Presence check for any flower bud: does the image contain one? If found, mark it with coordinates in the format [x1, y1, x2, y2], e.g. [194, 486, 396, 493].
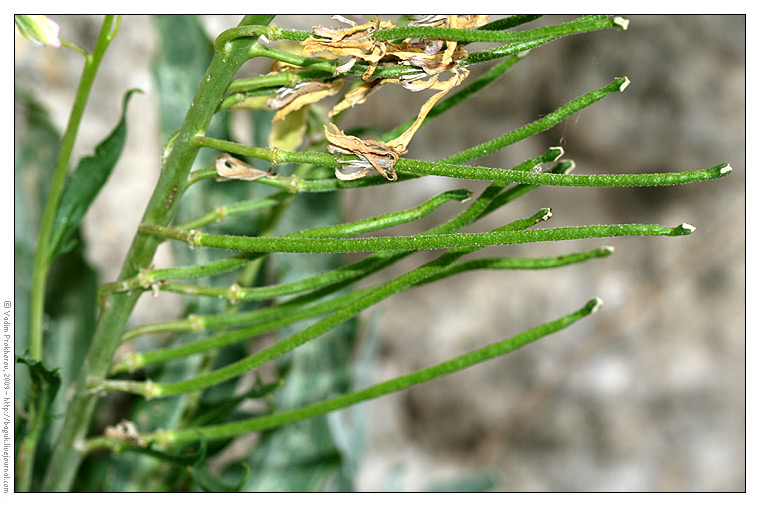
[15, 15, 61, 48]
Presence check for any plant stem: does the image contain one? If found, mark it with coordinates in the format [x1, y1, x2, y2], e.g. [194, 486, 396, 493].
[112, 245, 612, 374]
[110, 151, 563, 299]
[171, 159, 573, 304]
[396, 160, 732, 186]
[97, 253, 262, 300]
[193, 136, 730, 190]
[111, 288, 373, 373]
[421, 245, 614, 285]
[88, 298, 601, 450]
[42, 17, 266, 492]
[472, 15, 545, 33]
[98, 209, 551, 398]
[444, 76, 629, 164]
[139, 221, 695, 255]
[20, 16, 119, 493]
[174, 192, 290, 231]
[28, 15, 119, 362]
[374, 17, 627, 43]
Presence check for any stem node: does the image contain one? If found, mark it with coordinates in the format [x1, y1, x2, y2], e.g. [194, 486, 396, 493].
[213, 204, 227, 221]
[137, 268, 151, 288]
[188, 314, 204, 333]
[226, 283, 244, 304]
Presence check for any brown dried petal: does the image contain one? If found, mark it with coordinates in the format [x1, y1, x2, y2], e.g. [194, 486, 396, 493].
[215, 154, 269, 181]
[398, 73, 439, 91]
[267, 81, 321, 109]
[388, 67, 470, 152]
[324, 123, 403, 181]
[329, 80, 383, 117]
[269, 80, 343, 122]
[302, 38, 373, 55]
[302, 17, 397, 80]
[335, 56, 358, 73]
[440, 40, 458, 67]
[407, 15, 448, 28]
[390, 44, 468, 75]
[448, 15, 489, 29]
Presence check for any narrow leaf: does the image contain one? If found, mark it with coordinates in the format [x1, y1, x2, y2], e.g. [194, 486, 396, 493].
[47, 88, 141, 260]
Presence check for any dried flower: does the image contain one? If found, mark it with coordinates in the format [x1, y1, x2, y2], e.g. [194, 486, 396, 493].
[215, 154, 269, 181]
[324, 123, 404, 181]
[301, 16, 397, 80]
[303, 15, 484, 180]
[328, 80, 383, 117]
[267, 79, 344, 122]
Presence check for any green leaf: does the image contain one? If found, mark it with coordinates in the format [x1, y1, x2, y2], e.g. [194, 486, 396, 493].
[47, 88, 141, 260]
[152, 15, 214, 136]
[43, 237, 99, 419]
[14, 90, 62, 399]
[15, 356, 62, 489]
[15, 357, 61, 425]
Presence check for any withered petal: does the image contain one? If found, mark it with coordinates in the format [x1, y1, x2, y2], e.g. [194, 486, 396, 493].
[270, 80, 343, 122]
[215, 154, 269, 181]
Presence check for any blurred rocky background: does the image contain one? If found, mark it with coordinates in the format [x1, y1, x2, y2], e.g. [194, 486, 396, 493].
[15, 15, 745, 491]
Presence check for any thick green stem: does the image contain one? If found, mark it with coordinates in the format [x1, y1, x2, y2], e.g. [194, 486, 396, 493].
[42, 17, 266, 492]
